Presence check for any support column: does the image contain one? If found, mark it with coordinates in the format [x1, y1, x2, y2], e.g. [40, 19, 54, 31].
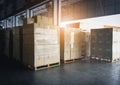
[53, 0, 61, 26]
[26, 9, 30, 18]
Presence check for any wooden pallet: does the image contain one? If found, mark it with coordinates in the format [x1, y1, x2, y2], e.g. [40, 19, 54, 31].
[27, 62, 60, 71]
[91, 57, 111, 62]
[62, 58, 83, 64]
[112, 58, 120, 62]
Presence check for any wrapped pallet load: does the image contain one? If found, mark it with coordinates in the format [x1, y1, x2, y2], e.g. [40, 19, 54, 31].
[60, 28, 83, 63]
[85, 32, 91, 59]
[91, 28, 120, 62]
[22, 16, 60, 70]
[12, 26, 23, 62]
[80, 32, 86, 57]
[77, 31, 91, 60]
[0, 29, 6, 56]
[4, 29, 13, 58]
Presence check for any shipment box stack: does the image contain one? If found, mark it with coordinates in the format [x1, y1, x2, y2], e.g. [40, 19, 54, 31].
[80, 30, 91, 60]
[85, 32, 91, 59]
[0, 29, 5, 56]
[22, 15, 60, 70]
[4, 29, 10, 58]
[2, 13, 120, 72]
[4, 29, 13, 59]
[12, 26, 23, 63]
[80, 32, 87, 57]
[60, 28, 83, 63]
[91, 28, 120, 62]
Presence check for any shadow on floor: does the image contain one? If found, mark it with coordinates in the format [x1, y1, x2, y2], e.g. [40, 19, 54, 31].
[0, 56, 120, 85]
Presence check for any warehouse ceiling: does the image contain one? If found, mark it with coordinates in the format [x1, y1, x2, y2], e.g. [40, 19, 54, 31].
[0, 0, 46, 19]
[0, 0, 120, 21]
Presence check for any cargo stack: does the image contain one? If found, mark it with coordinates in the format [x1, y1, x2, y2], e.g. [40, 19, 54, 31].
[60, 28, 83, 63]
[80, 32, 86, 57]
[22, 15, 60, 70]
[4, 29, 13, 59]
[4, 29, 9, 58]
[85, 32, 91, 58]
[79, 31, 91, 60]
[0, 29, 5, 56]
[91, 28, 120, 62]
[12, 26, 23, 62]
[70, 28, 81, 59]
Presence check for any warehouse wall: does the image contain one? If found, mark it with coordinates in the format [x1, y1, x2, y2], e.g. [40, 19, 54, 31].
[0, 0, 120, 21]
[61, 0, 120, 21]
[80, 14, 120, 31]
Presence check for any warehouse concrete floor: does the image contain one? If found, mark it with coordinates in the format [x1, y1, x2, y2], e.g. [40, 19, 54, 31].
[0, 57, 120, 85]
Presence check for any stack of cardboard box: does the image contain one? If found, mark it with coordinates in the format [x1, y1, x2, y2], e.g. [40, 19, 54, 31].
[80, 32, 86, 57]
[91, 28, 120, 62]
[4, 29, 11, 58]
[60, 28, 83, 62]
[12, 26, 23, 62]
[0, 29, 5, 56]
[22, 16, 60, 70]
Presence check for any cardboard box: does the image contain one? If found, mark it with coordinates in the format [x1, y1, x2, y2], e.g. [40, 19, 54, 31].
[33, 15, 53, 25]
[23, 18, 34, 25]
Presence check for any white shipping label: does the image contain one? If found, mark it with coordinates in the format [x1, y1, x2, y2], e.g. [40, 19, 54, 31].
[71, 32, 74, 48]
[71, 32, 74, 43]
[71, 44, 74, 48]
